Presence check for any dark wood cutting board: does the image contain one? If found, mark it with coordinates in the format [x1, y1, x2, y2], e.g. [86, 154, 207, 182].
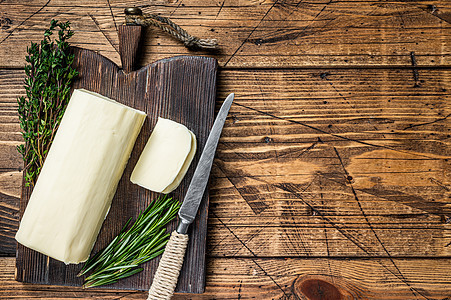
[15, 25, 217, 294]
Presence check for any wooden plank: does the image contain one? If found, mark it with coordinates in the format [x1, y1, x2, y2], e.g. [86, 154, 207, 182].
[1, 68, 450, 260]
[13, 46, 217, 293]
[203, 257, 451, 299]
[1, 257, 451, 299]
[0, 0, 450, 68]
[0, 69, 22, 256]
[209, 68, 451, 257]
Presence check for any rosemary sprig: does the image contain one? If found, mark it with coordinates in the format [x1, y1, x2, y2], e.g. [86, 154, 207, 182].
[78, 196, 180, 288]
[17, 20, 78, 186]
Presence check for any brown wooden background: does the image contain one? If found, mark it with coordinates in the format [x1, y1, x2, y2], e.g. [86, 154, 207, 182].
[1, 0, 450, 299]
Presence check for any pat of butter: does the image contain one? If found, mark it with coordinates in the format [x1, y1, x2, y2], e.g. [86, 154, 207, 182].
[15, 89, 146, 264]
[130, 117, 197, 194]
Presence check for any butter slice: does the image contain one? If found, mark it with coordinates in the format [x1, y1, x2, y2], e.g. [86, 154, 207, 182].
[130, 118, 197, 193]
[15, 89, 146, 264]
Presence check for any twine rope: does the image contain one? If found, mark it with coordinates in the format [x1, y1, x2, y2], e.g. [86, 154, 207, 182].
[125, 13, 218, 50]
[147, 231, 189, 300]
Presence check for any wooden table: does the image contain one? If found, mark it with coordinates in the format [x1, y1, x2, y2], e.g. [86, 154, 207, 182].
[1, 0, 450, 299]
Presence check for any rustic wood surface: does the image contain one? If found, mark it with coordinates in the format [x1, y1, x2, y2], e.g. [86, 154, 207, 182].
[2, 257, 451, 299]
[0, 0, 451, 68]
[1, 0, 450, 298]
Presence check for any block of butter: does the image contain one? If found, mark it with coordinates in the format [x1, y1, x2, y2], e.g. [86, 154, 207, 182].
[130, 117, 197, 194]
[15, 89, 146, 264]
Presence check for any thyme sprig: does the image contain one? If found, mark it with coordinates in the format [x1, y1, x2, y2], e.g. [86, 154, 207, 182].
[17, 20, 78, 186]
[78, 196, 180, 288]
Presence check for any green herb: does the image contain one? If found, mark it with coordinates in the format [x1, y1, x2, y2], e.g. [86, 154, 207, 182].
[78, 196, 180, 288]
[17, 20, 78, 186]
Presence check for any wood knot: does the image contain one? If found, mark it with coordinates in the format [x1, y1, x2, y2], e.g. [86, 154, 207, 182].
[0, 16, 12, 30]
[293, 275, 357, 300]
[299, 279, 342, 300]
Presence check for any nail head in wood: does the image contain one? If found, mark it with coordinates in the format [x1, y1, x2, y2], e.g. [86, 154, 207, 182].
[124, 7, 142, 16]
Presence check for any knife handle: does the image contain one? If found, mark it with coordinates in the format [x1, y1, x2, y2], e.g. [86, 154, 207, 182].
[147, 231, 189, 300]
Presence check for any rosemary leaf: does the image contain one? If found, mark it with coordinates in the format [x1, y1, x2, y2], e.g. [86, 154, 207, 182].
[83, 267, 144, 288]
[78, 195, 180, 288]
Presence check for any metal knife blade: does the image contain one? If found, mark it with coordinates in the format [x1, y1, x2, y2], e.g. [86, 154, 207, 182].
[177, 93, 234, 233]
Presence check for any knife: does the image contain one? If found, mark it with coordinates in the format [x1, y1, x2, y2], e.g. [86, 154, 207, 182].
[148, 93, 234, 300]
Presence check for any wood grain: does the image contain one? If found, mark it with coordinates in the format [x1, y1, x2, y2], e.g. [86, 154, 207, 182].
[2, 68, 449, 260]
[118, 25, 142, 73]
[2, 257, 451, 299]
[1, 0, 450, 297]
[0, 69, 22, 257]
[0, 0, 450, 68]
[207, 68, 451, 257]
[14, 45, 217, 293]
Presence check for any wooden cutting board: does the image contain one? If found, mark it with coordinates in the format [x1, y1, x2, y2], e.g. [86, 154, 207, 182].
[15, 25, 217, 294]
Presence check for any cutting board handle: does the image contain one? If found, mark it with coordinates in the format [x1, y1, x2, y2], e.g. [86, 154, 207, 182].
[118, 24, 142, 73]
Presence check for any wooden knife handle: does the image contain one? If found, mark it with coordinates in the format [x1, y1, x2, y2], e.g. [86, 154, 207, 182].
[147, 231, 189, 300]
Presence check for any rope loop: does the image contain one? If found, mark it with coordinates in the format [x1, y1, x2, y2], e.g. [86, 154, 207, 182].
[124, 8, 218, 50]
[184, 36, 198, 48]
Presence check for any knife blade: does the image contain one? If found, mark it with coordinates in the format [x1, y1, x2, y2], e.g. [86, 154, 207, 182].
[177, 92, 234, 233]
[148, 93, 234, 300]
